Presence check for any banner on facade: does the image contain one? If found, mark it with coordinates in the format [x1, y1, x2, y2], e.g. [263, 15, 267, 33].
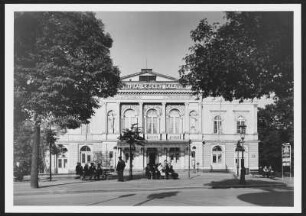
[282, 143, 291, 167]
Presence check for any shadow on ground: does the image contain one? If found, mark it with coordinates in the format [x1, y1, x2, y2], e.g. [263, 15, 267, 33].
[87, 193, 136, 205]
[204, 178, 288, 189]
[237, 187, 294, 206]
[134, 191, 179, 206]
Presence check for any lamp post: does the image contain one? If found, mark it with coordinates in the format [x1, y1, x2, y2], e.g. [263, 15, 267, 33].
[187, 139, 191, 179]
[202, 141, 205, 172]
[239, 125, 246, 184]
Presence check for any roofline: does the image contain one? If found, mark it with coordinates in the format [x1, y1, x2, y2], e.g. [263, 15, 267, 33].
[121, 70, 178, 81]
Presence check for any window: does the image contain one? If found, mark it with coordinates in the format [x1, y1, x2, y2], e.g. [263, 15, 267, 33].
[169, 148, 180, 162]
[213, 115, 222, 134]
[107, 111, 115, 134]
[58, 159, 62, 168]
[237, 116, 246, 134]
[189, 111, 198, 133]
[80, 145, 91, 164]
[168, 109, 181, 134]
[123, 109, 137, 130]
[139, 75, 156, 82]
[146, 109, 158, 134]
[212, 146, 222, 164]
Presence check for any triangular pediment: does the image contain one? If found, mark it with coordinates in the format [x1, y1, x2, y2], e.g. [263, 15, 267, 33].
[121, 69, 177, 82]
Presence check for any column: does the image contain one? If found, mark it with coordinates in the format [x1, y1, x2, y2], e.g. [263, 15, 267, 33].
[139, 102, 143, 131]
[115, 102, 120, 133]
[161, 102, 166, 140]
[199, 101, 203, 136]
[185, 102, 189, 139]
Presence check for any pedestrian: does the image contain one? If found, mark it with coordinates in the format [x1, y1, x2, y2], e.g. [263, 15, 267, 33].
[95, 163, 103, 180]
[164, 160, 170, 179]
[263, 165, 268, 178]
[157, 163, 165, 179]
[89, 162, 96, 180]
[268, 165, 274, 178]
[82, 163, 89, 180]
[116, 156, 125, 182]
[75, 162, 83, 179]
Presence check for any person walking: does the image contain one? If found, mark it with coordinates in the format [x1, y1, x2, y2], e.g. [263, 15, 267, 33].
[116, 156, 126, 182]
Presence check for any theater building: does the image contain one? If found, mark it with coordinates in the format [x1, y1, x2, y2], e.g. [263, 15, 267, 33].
[49, 69, 259, 174]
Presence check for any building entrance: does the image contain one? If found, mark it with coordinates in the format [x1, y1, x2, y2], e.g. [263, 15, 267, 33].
[147, 148, 158, 165]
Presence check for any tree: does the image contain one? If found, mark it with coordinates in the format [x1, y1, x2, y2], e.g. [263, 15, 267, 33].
[258, 97, 293, 172]
[118, 123, 145, 180]
[179, 12, 293, 101]
[179, 12, 294, 173]
[14, 12, 121, 188]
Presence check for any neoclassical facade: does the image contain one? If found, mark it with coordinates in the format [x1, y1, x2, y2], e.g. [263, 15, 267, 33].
[48, 69, 259, 174]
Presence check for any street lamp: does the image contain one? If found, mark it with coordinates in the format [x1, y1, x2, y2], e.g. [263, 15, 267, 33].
[239, 124, 246, 184]
[186, 140, 191, 179]
[202, 141, 205, 173]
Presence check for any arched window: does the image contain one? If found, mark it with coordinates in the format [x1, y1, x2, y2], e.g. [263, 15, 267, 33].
[80, 145, 91, 164]
[214, 115, 222, 134]
[189, 111, 198, 133]
[168, 109, 181, 134]
[212, 145, 222, 164]
[107, 111, 115, 134]
[146, 109, 158, 134]
[237, 116, 246, 134]
[123, 109, 137, 129]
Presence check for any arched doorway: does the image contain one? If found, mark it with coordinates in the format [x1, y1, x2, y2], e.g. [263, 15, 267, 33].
[80, 145, 91, 166]
[211, 145, 225, 170]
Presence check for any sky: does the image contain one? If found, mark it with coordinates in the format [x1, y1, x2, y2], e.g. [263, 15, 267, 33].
[95, 12, 225, 78]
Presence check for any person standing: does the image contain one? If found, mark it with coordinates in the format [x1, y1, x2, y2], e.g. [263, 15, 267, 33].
[75, 162, 83, 179]
[116, 156, 125, 182]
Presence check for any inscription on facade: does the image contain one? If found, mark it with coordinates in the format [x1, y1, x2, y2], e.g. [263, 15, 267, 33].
[122, 82, 185, 90]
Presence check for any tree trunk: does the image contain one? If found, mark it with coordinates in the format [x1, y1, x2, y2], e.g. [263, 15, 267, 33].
[30, 116, 40, 188]
[129, 143, 133, 180]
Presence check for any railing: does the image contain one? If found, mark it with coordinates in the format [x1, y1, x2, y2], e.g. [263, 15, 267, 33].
[167, 134, 184, 140]
[145, 134, 161, 140]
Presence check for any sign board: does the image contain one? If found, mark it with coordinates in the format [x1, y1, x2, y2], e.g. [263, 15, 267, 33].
[282, 143, 291, 167]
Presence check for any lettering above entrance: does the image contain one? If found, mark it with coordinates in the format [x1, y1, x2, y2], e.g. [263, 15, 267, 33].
[122, 82, 189, 90]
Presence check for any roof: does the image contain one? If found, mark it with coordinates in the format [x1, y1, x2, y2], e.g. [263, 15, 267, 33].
[121, 69, 178, 81]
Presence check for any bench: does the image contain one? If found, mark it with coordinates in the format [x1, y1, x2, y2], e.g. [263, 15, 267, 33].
[249, 169, 260, 178]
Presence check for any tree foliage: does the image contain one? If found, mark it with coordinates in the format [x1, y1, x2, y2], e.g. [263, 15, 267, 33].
[179, 12, 293, 101]
[15, 12, 121, 127]
[258, 97, 293, 171]
[14, 12, 121, 187]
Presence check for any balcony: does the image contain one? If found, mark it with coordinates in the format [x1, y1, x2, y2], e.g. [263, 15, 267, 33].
[166, 134, 184, 140]
[145, 134, 161, 140]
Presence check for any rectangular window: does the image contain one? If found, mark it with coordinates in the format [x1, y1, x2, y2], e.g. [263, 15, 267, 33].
[218, 154, 222, 163]
[64, 159, 68, 168]
[58, 159, 62, 168]
[153, 117, 157, 133]
[213, 155, 216, 163]
[82, 154, 85, 163]
[139, 75, 156, 82]
[146, 117, 152, 133]
[87, 155, 91, 163]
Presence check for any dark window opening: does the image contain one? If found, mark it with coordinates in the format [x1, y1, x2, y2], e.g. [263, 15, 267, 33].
[139, 76, 156, 82]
